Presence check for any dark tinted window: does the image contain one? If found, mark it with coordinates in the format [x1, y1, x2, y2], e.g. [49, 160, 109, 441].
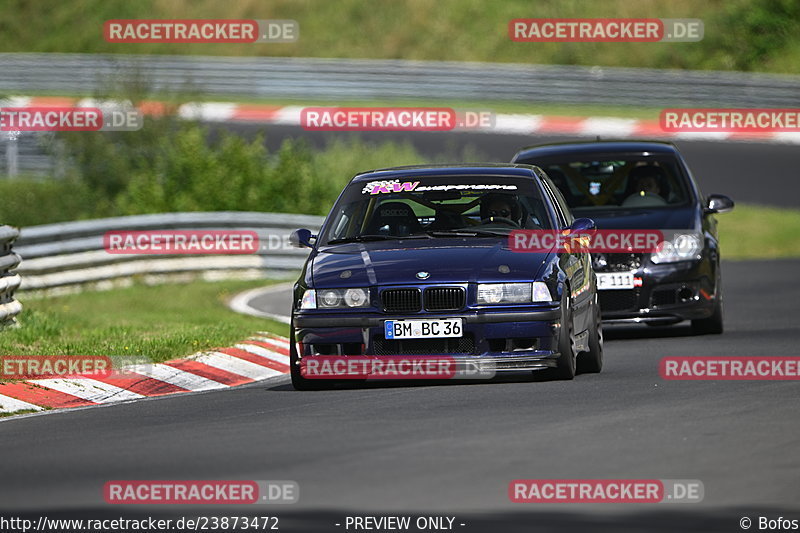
[518, 155, 690, 213]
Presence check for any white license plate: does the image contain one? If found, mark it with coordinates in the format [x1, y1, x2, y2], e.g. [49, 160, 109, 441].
[597, 272, 635, 290]
[384, 318, 463, 339]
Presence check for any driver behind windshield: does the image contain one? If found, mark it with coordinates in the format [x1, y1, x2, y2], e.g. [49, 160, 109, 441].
[622, 165, 668, 207]
[480, 193, 523, 226]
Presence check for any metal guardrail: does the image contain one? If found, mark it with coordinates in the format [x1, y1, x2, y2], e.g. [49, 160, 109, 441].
[1, 130, 58, 177]
[2, 53, 800, 108]
[15, 212, 324, 292]
[0, 225, 23, 327]
[3, 53, 800, 176]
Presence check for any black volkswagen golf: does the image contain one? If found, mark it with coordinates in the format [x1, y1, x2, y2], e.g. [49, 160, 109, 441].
[512, 140, 734, 334]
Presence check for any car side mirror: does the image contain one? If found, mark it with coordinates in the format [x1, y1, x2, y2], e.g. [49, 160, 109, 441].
[289, 228, 315, 248]
[570, 218, 596, 232]
[705, 194, 734, 214]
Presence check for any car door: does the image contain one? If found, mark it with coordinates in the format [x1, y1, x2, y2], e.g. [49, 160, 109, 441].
[540, 173, 594, 337]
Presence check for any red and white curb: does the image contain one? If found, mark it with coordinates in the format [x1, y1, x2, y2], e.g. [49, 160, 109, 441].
[0, 332, 290, 417]
[7, 96, 800, 145]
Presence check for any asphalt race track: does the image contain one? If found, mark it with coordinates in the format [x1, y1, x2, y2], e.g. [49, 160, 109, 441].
[1, 131, 798, 532]
[225, 123, 800, 209]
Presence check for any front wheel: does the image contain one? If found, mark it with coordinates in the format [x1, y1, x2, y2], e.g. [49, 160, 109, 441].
[692, 273, 724, 335]
[691, 297, 723, 335]
[577, 295, 603, 374]
[540, 292, 576, 381]
[289, 326, 327, 391]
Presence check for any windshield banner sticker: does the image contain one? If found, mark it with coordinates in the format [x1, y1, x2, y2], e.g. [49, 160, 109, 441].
[363, 180, 518, 195]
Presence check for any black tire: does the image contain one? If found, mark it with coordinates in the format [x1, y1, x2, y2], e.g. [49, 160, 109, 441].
[577, 295, 603, 374]
[540, 292, 576, 381]
[692, 272, 724, 335]
[289, 326, 328, 391]
[691, 296, 723, 335]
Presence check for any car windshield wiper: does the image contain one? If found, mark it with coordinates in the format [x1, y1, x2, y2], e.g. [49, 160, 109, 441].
[326, 234, 430, 245]
[425, 229, 510, 237]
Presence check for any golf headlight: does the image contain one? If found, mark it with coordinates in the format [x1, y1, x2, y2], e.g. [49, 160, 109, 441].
[651, 233, 702, 264]
[477, 282, 552, 304]
[301, 288, 370, 309]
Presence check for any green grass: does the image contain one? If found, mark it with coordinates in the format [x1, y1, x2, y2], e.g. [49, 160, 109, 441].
[0, 279, 289, 362]
[718, 204, 800, 260]
[0, 409, 41, 419]
[1, 0, 799, 74]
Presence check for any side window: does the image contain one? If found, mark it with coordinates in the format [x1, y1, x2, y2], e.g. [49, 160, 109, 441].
[540, 175, 571, 228]
[331, 210, 351, 239]
[550, 180, 574, 225]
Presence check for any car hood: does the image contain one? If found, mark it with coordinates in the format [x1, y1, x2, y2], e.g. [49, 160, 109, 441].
[573, 206, 698, 230]
[310, 238, 551, 287]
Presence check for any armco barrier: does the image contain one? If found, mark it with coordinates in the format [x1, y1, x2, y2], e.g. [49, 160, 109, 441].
[14, 212, 324, 292]
[0, 225, 23, 326]
[2, 53, 800, 108]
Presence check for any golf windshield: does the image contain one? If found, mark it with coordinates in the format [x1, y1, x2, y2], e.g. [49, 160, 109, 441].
[527, 156, 691, 211]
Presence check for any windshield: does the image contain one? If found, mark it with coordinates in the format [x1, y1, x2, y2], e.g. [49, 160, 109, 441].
[320, 174, 552, 245]
[520, 155, 691, 212]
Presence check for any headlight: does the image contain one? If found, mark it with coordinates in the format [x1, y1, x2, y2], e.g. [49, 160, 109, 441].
[651, 233, 702, 264]
[319, 290, 341, 307]
[300, 288, 370, 309]
[343, 288, 368, 307]
[477, 282, 552, 304]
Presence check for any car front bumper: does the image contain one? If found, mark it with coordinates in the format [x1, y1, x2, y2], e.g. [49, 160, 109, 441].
[292, 306, 563, 372]
[598, 258, 718, 324]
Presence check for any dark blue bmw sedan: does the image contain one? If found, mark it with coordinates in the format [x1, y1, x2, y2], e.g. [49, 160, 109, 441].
[288, 164, 602, 389]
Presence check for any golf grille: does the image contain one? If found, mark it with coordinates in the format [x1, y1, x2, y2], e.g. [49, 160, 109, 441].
[598, 289, 640, 312]
[651, 288, 677, 307]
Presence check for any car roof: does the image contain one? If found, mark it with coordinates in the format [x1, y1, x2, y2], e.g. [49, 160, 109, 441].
[512, 140, 680, 162]
[351, 164, 540, 183]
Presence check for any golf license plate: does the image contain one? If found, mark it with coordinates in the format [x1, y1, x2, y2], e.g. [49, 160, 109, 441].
[384, 318, 463, 339]
[597, 272, 635, 290]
